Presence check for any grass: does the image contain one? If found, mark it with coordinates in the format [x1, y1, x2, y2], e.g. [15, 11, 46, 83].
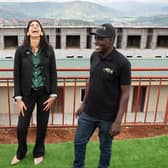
[0, 136, 168, 168]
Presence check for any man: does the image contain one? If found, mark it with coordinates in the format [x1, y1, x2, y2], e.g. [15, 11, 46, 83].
[73, 23, 131, 168]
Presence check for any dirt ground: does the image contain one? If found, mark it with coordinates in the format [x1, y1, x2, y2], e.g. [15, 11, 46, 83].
[0, 125, 168, 144]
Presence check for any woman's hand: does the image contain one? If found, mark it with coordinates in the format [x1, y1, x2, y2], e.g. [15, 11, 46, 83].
[16, 99, 27, 117]
[43, 97, 56, 111]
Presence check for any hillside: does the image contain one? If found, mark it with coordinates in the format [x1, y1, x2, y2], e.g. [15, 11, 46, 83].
[0, 1, 120, 20]
[0, 1, 168, 26]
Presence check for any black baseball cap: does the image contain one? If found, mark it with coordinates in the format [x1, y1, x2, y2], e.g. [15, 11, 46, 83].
[90, 23, 115, 38]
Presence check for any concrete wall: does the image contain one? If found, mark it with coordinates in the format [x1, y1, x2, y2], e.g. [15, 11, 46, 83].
[0, 28, 24, 50]
[0, 27, 168, 58]
[61, 28, 87, 49]
[0, 85, 167, 114]
[62, 85, 168, 114]
[0, 85, 167, 125]
[0, 87, 14, 114]
[144, 86, 168, 113]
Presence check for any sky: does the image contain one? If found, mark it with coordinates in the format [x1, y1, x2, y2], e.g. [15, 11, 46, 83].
[0, 0, 168, 3]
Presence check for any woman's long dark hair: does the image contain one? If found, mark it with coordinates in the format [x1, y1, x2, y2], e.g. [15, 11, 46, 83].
[23, 19, 50, 50]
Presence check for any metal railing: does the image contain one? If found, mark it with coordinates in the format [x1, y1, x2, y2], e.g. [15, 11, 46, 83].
[0, 68, 168, 128]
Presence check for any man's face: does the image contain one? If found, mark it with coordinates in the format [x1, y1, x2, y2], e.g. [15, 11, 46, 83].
[94, 36, 112, 54]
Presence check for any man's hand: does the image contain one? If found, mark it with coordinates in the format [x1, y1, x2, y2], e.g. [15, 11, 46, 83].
[43, 97, 56, 111]
[75, 103, 85, 117]
[109, 122, 121, 137]
[16, 99, 27, 117]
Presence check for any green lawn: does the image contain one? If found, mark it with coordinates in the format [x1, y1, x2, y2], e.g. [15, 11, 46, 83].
[1, 136, 168, 168]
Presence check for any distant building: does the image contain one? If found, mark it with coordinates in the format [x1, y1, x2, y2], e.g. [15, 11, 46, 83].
[0, 25, 168, 59]
[0, 25, 168, 126]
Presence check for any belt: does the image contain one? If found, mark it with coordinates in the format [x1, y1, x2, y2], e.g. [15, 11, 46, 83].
[31, 86, 45, 91]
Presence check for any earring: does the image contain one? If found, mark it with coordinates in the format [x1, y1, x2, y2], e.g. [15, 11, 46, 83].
[27, 32, 30, 36]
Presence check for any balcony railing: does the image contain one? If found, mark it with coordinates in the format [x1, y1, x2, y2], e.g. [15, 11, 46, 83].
[0, 68, 168, 128]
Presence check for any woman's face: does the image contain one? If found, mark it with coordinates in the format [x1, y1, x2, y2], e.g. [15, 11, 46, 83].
[27, 21, 43, 38]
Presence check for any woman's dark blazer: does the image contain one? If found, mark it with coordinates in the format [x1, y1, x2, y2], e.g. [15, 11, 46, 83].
[14, 45, 57, 97]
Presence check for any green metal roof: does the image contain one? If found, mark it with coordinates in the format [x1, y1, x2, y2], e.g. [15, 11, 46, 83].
[0, 58, 168, 78]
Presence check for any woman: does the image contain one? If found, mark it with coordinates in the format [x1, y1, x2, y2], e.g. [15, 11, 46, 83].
[11, 20, 57, 165]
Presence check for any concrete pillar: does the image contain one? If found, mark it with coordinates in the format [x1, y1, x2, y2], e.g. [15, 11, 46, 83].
[18, 35, 24, 46]
[0, 35, 4, 50]
[140, 29, 147, 49]
[91, 36, 95, 49]
[61, 34, 66, 49]
[80, 31, 87, 49]
[121, 29, 127, 49]
[91, 28, 96, 49]
[50, 35, 56, 49]
[49, 29, 56, 49]
[114, 31, 118, 48]
[151, 29, 157, 49]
